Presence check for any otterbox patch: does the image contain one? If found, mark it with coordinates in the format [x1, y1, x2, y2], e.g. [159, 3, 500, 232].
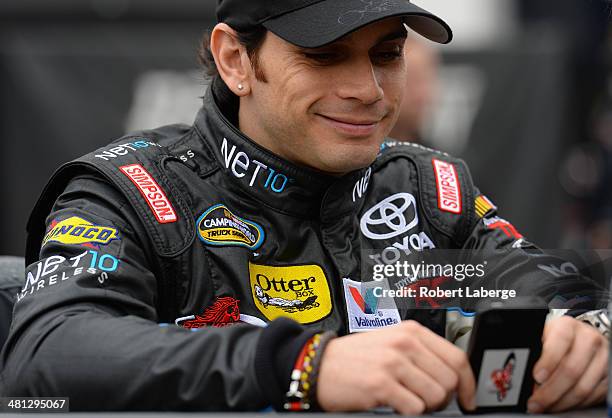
[249, 262, 331, 324]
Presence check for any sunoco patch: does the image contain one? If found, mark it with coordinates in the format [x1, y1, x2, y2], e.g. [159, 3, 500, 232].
[197, 204, 264, 250]
[42, 216, 119, 248]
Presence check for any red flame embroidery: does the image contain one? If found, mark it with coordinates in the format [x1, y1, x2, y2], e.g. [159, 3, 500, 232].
[179, 297, 240, 328]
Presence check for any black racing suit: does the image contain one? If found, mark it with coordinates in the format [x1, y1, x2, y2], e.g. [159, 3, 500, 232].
[0, 257, 24, 349]
[0, 88, 601, 411]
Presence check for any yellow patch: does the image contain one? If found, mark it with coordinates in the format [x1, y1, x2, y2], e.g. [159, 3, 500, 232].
[249, 262, 332, 324]
[42, 216, 119, 247]
[475, 195, 496, 218]
[197, 204, 264, 250]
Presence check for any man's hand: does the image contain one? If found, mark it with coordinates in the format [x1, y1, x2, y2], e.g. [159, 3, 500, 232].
[316, 320, 476, 415]
[528, 316, 608, 413]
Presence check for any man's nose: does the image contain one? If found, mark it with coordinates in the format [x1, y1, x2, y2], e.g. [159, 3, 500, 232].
[337, 58, 384, 105]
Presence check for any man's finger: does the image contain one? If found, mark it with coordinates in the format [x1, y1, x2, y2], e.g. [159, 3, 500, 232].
[406, 338, 460, 393]
[529, 325, 600, 412]
[548, 341, 608, 412]
[578, 377, 608, 409]
[419, 327, 476, 410]
[394, 356, 451, 412]
[532, 317, 575, 385]
[385, 381, 427, 416]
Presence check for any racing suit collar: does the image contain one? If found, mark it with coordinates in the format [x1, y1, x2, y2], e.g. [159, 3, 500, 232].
[193, 88, 370, 219]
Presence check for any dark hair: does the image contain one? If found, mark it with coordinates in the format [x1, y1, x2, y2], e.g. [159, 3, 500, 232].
[198, 26, 267, 105]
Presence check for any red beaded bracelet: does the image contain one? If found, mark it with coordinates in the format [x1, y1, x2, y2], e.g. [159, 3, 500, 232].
[283, 331, 336, 411]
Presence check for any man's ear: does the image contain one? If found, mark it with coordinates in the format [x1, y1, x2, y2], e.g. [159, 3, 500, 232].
[210, 23, 252, 96]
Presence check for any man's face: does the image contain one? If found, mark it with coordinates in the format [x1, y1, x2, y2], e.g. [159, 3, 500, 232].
[239, 18, 408, 175]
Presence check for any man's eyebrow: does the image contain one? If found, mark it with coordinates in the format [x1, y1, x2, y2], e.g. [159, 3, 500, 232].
[375, 29, 408, 44]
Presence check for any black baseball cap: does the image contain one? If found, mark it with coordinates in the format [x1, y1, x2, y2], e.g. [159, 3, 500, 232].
[216, 0, 453, 48]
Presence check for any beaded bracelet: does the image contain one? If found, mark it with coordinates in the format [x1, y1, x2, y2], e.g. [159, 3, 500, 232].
[283, 331, 336, 411]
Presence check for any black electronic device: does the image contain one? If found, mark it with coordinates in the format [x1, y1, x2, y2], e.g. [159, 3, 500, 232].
[461, 300, 547, 414]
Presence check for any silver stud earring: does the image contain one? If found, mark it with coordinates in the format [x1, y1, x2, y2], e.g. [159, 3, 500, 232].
[238, 83, 244, 91]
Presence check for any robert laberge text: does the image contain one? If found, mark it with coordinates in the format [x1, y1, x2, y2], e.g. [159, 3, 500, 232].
[373, 286, 516, 300]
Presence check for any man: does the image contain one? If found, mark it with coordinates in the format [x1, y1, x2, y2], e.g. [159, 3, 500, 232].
[0, 0, 608, 414]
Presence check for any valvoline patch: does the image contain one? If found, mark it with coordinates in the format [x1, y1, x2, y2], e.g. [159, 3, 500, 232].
[197, 204, 264, 250]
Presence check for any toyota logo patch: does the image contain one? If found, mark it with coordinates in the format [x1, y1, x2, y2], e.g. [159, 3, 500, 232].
[360, 193, 419, 240]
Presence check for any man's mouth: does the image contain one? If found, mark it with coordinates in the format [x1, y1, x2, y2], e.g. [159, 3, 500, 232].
[316, 114, 382, 137]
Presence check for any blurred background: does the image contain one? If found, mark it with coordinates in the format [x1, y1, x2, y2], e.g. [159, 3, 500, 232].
[0, 0, 610, 256]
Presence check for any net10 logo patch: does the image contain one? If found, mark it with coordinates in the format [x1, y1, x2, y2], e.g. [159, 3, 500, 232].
[17, 250, 120, 302]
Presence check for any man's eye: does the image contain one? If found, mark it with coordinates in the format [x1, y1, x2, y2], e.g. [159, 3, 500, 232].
[304, 52, 339, 62]
[374, 50, 403, 62]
